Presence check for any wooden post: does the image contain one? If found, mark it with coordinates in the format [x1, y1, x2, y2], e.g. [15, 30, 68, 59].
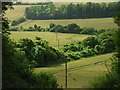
[58, 39, 59, 48]
[65, 59, 67, 88]
[55, 31, 58, 41]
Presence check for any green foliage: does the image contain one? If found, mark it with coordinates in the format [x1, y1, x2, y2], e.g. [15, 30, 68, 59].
[63, 30, 116, 60]
[2, 35, 33, 88]
[81, 27, 98, 35]
[2, 2, 13, 34]
[10, 23, 106, 35]
[82, 36, 100, 48]
[110, 11, 120, 88]
[98, 30, 116, 53]
[25, 2, 118, 20]
[17, 37, 65, 67]
[11, 17, 27, 26]
[31, 73, 58, 88]
[2, 2, 59, 88]
[48, 23, 96, 34]
[91, 7, 120, 89]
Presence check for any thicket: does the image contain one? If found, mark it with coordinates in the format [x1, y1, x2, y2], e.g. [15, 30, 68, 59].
[63, 30, 116, 60]
[25, 2, 118, 20]
[11, 17, 27, 26]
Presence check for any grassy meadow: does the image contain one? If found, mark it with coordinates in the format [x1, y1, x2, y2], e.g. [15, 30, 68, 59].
[17, 18, 117, 30]
[10, 31, 89, 48]
[6, 5, 118, 30]
[34, 53, 113, 88]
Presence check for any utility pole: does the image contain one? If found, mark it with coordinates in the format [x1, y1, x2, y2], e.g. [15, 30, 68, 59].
[55, 29, 58, 41]
[65, 58, 67, 88]
[58, 39, 59, 48]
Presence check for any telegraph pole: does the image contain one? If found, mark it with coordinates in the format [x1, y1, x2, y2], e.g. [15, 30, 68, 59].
[58, 39, 59, 48]
[65, 58, 67, 88]
[55, 29, 58, 41]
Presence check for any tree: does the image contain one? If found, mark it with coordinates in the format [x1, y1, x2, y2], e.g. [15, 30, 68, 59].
[2, 2, 59, 88]
[112, 6, 120, 88]
[2, 2, 13, 34]
[66, 23, 79, 33]
[92, 4, 120, 89]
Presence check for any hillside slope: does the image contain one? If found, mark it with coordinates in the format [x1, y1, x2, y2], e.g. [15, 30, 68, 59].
[34, 53, 113, 88]
[10, 31, 89, 48]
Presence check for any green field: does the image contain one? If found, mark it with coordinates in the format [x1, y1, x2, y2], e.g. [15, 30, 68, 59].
[17, 18, 117, 30]
[34, 53, 113, 88]
[6, 5, 118, 30]
[10, 31, 89, 48]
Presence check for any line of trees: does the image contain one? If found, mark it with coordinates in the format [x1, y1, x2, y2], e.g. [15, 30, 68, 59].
[25, 2, 119, 20]
[10, 23, 107, 35]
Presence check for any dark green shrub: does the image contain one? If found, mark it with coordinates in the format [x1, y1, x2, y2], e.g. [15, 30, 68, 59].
[11, 17, 27, 26]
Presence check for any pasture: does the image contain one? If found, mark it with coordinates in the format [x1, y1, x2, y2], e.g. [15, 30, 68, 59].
[10, 31, 89, 48]
[17, 18, 117, 30]
[34, 53, 113, 88]
[6, 5, 118, 30]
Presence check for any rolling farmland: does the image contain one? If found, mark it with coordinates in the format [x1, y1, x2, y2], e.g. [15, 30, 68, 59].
[34, 53, 113, 88]
[10, 31, 89, 48]
[6, 5, 118, 30]
[3, 1, 119, 89]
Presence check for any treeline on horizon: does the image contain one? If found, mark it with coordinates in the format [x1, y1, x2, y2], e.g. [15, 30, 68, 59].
[25, 2, 119, 20]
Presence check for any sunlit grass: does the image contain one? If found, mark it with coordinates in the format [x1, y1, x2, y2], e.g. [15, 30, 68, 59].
[34, 53, 113, 88]
[10, 31, 89, 48]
